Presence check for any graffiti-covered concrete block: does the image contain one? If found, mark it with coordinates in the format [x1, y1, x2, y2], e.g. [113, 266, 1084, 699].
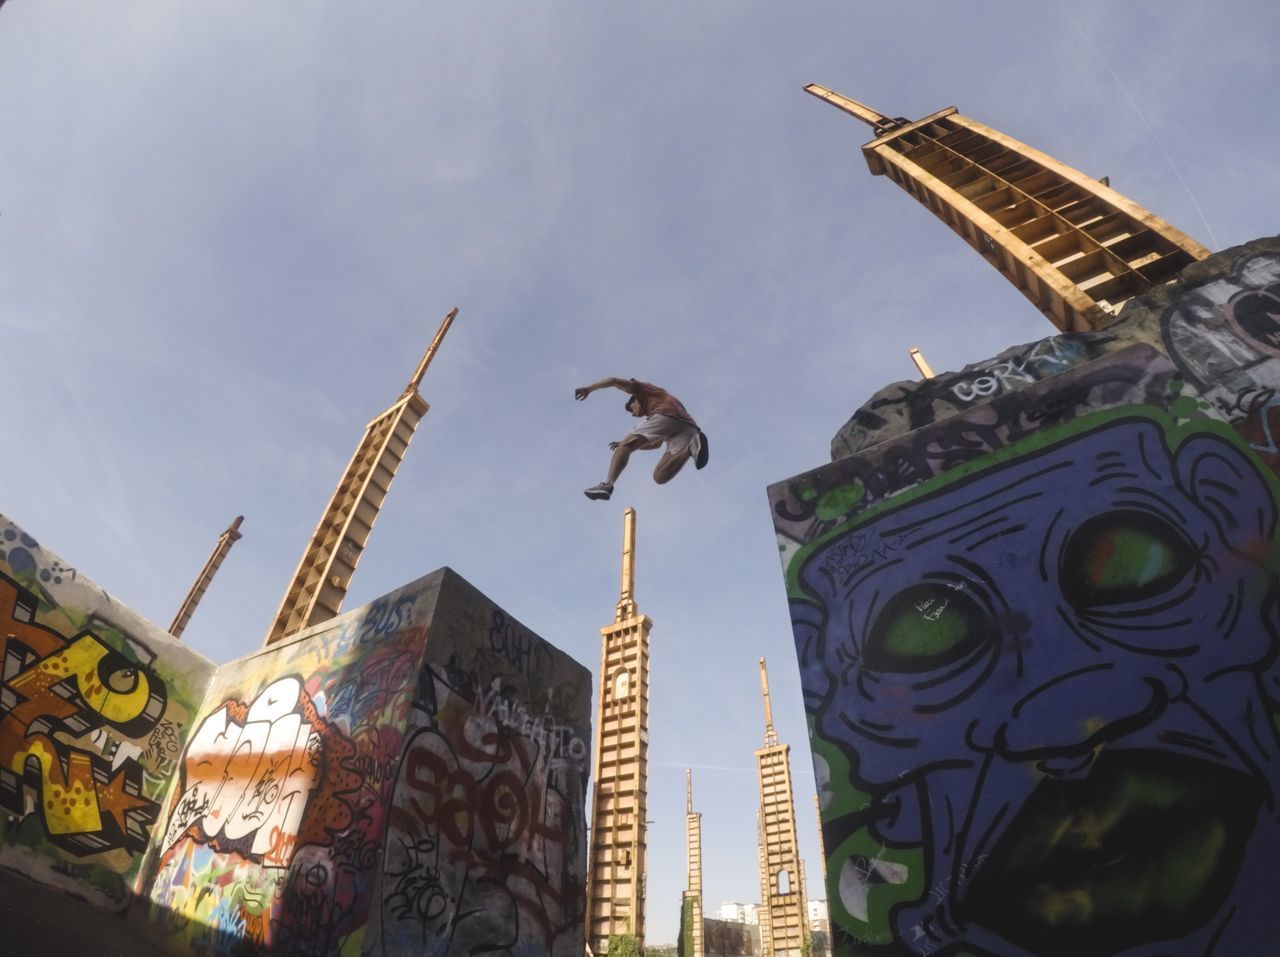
[0, 514, 217, 913]
[769, 236, 1280, 956]
[828, 236, 1280, 464]
[141, 566, 591, 957]
[0, 517, 591, 956]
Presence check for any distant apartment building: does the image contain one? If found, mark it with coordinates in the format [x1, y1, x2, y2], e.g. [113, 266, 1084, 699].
[716, 902, 761, 925]
[807, 899, 831, 957]
[807, 899, 829, 928]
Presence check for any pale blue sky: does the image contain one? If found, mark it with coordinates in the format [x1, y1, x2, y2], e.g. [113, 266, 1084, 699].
[3, 1, 1278, 944]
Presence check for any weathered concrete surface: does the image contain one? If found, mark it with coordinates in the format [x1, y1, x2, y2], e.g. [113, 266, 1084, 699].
[771, 235, 1280, 956]
[137, 566, 591, 957]
[0, 867, 170, 957]
[0, 513, 216, 914]
[829, 235, 1280, 461]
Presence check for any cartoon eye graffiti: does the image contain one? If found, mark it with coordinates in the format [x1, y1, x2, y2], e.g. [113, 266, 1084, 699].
[1061, 510, 1196, 607]
[103, 663, 140, 695]
[1223, 282, 1280, 354]
[863, 584, 998, 674]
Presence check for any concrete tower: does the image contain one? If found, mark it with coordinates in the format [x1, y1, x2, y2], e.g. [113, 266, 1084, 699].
[169, 515, 243, 639]
[813, 794, 829, 891]
[756, 811, 773, 957]
[755, 658, 809, 956]
[264, 308, 458, 645]
[586, 507, 652, 953]
[684, 769, 705, 957]
[806, 84, 1210, 332]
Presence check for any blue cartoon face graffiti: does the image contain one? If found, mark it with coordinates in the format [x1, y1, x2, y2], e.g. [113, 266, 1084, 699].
[792, 418, 1280, 957]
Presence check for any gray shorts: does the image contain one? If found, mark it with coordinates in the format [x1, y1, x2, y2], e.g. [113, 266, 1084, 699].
[627, 414, 701, 458]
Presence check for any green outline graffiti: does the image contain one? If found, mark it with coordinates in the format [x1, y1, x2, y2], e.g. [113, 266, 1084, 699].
[784, 402, 1280, 953]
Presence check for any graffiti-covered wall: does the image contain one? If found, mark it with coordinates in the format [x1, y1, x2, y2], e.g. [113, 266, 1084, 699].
[769, 236, 1280, 956]
[141, 566, 591, 956]
[0, 514, 216, 913]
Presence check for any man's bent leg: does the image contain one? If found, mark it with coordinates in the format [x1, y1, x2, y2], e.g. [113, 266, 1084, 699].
[606, 435, 660, 486]
[652, 449, 691, 485]
[586, 436, 660, 499]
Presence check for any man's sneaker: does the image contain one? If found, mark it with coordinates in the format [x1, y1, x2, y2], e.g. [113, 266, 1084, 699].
[694, 430, 710, 470]
[584, 482, 614, 501]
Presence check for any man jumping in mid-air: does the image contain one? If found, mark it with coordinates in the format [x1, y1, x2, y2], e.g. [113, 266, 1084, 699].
[575, 377, 707, 501]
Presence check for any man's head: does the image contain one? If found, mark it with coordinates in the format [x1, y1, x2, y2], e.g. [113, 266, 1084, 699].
[625, 395, 643, 417]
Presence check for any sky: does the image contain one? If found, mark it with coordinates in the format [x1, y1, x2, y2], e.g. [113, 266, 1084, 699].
[3, 0, 1279, 945]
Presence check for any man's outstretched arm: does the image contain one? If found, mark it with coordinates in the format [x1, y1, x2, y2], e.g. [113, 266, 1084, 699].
[574, 377, 635, 400]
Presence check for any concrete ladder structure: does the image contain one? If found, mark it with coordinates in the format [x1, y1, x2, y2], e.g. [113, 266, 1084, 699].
[684, 768, 705, 957]
[168, 515, 243, 639]
[755, 658, 809, 956]
[812, 794, 828, 892]
[586, 507, 652, 953]
[756, 811, 773, 957]
[264, 308, 458, 645]
[805, 84, 1210, 332]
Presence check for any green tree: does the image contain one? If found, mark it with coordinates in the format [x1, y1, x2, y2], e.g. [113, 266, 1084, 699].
[607, 932, 641, 957]
[677, 896, 696, 957]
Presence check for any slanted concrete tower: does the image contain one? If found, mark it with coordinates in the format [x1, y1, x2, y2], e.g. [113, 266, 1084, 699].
[684, 769, 705, 957]
[265, 308, 458, 645]
[169, 515, 243, 639]
[586, 507, 652, 953]
[755, 658, 809, 956]
[806, 84, 1210, 332]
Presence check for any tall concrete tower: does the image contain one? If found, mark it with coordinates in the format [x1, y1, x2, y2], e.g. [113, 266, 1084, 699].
[264, 308, 458, 645]
[684, 769, 705, 957]
[756, 811, 773, 957]
[755, 658, 809, 956]
[586, 507, 652, 953]
[806, 84, 1210, 332]
[169, 515, 243, 639]
[812, 794, 829, 891]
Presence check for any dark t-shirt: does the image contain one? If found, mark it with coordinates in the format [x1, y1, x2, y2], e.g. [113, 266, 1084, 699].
[625, 379, 697, 426]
